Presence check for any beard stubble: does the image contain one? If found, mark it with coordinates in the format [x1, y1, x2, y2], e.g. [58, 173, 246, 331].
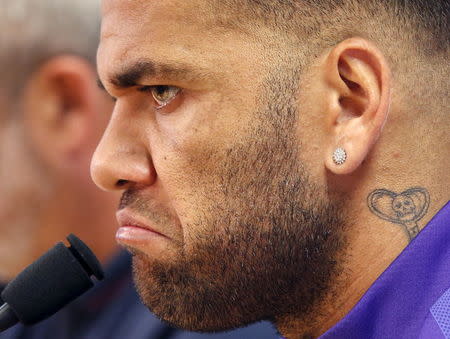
[126, 66, 347, 332]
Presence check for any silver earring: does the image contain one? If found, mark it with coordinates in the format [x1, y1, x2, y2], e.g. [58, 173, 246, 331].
[332, 147, 347, 165]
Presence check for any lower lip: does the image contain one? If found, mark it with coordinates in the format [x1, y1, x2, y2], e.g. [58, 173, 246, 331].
[116, 226, 164, 247]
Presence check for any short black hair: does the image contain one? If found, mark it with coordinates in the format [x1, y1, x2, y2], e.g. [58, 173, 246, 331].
[210, 0, 448, 120]
[214, 0, 449, 55]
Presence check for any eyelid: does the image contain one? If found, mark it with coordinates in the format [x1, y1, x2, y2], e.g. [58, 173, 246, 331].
[97, 80, 118, 102]
[137, 85, 181, 92]
[137, 85, 153, 93]
[137, 85, 181, 110]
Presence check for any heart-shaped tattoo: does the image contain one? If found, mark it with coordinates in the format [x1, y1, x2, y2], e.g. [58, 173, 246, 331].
[367, 187, 430, 242]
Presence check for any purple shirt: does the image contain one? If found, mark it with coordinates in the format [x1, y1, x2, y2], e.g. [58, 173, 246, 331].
[320, 201, 450, 338]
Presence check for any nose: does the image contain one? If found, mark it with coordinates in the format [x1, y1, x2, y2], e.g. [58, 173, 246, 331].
[90, 114, 156, 191]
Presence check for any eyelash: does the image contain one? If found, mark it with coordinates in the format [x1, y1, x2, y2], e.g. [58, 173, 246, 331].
[138, 85, 153, 92]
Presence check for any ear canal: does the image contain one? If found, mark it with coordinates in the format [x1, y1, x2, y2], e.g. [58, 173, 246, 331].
[337, 57, 368, 118]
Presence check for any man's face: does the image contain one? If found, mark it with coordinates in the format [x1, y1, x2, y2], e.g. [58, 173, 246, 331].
[94, 0, 345, 331]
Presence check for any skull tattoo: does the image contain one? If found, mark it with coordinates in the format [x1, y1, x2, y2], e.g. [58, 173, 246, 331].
[368, 187, 430, 242]
[392, 195, 416, 221]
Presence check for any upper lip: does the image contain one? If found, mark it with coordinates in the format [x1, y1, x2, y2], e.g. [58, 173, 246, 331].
[116, 209, 168, 239]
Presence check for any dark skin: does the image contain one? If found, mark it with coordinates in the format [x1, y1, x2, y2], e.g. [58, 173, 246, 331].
[92, 0, 449, 337]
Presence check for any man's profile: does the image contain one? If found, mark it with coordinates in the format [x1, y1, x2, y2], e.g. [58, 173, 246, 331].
[0, 1, 277, 338]
[92, 0, 449, 338]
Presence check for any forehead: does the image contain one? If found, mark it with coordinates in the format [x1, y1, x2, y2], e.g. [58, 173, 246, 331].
[99, 0, 223, 79]
[97, 0, 274, 89]
[101, 0, 213, 37]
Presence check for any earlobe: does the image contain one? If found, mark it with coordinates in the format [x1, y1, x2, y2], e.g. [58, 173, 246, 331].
[323, 38, 391, 175]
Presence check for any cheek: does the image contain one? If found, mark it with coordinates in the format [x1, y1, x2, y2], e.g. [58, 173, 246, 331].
[149, 97, 256, 238]
[155, 118, 234, 198]
[154, 92, 220, 149]
[154, 151, 217, 218]
[151, 140, 228, 244]
[153, 89, 251, 167]
[153, 117, 227, 194]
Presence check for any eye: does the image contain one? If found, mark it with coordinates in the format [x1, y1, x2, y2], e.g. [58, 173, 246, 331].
[139, 85, 181, 108]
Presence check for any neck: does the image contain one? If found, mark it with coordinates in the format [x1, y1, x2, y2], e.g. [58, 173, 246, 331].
[276, 162, 449, 338]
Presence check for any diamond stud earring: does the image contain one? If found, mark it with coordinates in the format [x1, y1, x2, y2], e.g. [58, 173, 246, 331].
[332, 147, 347, 165]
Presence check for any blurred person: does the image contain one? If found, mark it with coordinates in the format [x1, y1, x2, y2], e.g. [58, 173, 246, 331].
[93, 0, 449, 338]
[0, 1, 278, 338]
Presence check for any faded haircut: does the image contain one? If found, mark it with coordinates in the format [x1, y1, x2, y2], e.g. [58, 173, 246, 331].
[212, 0, 449, 119]
[214, 0, 449, 55]
[0, 0, 101, 97]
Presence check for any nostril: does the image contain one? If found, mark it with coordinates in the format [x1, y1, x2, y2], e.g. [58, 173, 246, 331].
[116, 179, 128, 188]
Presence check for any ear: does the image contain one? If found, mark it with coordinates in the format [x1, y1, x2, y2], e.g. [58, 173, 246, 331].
[21, 55, 109, 173]
[322, 37, 392, 175]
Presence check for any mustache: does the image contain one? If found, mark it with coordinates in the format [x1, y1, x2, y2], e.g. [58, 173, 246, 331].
[118, 190, 161, 214]
[118, 190, 178, 231]
[118, 189, 138, 210]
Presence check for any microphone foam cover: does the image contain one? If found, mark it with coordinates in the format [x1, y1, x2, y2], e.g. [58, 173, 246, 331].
[1, 242, 94, 324]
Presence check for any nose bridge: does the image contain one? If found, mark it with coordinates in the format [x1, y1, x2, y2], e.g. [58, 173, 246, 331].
[91, 111, 155, 191]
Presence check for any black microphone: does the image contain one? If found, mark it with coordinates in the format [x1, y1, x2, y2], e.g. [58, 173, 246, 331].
[0, 234, 104, 332]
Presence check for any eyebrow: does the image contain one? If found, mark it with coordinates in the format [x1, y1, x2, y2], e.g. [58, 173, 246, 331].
[98, 59, 212, 91]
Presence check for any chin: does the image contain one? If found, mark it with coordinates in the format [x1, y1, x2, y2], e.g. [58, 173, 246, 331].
[131, 253, 261, 332]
